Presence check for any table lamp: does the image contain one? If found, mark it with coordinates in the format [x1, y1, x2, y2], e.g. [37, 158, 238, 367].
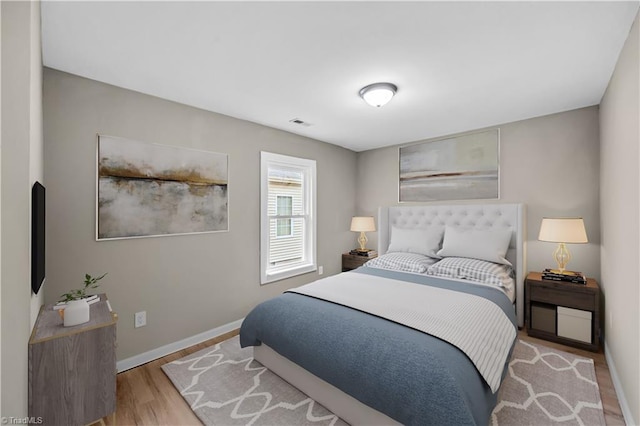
[538, 217, 588, 272]
[350, 216, 376, 252]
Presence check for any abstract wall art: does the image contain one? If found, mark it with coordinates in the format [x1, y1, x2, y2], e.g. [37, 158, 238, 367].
[97, 135, 228, 240]
[399, 129, 499, 202]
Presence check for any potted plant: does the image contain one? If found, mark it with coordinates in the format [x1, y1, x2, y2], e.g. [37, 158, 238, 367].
[59, 273, 107, 302]
[59, 273, 107, 327]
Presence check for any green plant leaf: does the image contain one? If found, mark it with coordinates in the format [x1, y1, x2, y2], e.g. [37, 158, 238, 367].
[58, 272, 108, 303]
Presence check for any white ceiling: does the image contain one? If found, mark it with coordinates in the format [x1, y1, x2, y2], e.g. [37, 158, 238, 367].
[41, 1, 639, 152]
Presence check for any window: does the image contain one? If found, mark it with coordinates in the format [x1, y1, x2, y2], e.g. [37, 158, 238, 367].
[261, 152, 316, 284]
[276, 196, 293, 237]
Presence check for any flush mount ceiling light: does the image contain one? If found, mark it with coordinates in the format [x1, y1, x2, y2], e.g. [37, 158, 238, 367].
[359, 82, 398, 107]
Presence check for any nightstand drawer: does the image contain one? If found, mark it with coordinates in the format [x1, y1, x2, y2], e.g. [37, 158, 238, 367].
[343, 257, 368, 270]
[529, 285, 595, 311]
[342, 253, 376, 272]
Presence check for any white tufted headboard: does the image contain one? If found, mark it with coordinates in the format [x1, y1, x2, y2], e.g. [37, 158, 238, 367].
[378, 203, 526, 327]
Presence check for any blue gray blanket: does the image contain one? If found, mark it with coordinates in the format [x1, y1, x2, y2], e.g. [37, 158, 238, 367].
[240, 267, 517, 425]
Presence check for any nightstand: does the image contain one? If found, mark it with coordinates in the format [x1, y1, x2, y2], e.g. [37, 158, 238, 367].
[342, 253, 376, 272]
[525, 272, 601, 352]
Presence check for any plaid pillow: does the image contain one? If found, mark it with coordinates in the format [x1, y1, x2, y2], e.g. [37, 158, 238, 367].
[365, 253, 437, 274]
[427, 257, 514, 290]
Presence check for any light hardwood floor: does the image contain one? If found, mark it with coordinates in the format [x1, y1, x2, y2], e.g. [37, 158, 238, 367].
[111, 329, 625, 425]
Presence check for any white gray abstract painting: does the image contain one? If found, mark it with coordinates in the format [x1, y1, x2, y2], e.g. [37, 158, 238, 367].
[399, 129, 499, 202]
[97, 135, 228, 240]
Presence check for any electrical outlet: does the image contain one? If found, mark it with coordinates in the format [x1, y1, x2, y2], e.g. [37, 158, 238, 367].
[135, 311, 147, 328]
[318, 266, 324, 275]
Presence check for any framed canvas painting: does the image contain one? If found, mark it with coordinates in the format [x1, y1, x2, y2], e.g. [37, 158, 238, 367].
[399, 129, 499, 202]
[97, 135, 228, 240]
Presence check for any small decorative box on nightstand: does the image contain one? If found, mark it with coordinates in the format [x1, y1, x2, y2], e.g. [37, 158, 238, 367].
[342, 253, 376, 272]
[525, 272, 601, 352]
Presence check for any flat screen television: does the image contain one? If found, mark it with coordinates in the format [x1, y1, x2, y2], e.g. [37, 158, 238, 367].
[32, 181, 45, 294]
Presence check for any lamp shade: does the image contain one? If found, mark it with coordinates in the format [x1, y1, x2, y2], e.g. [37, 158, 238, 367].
[359, 83, 397, 107]
[538, 217, 588, 243]
[350, 216, 376, 232]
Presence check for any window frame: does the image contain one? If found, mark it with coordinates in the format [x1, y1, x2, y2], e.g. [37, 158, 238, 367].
[260, 152, 317, 284]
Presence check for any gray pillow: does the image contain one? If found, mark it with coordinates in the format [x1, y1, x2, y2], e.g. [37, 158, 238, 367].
[365, 252, 437, 274]
[437, 226, 512, 265]
[387, 226, 443, 259]
[427, 257, 514, 294]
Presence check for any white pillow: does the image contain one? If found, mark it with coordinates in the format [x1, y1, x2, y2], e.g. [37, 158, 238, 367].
[387, 226, 443, 259]
[365, 252, 437, 274]
[436, 226, 512, 265]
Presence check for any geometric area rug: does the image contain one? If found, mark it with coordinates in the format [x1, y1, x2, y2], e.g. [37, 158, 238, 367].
[162, 336, 605, 426]
[162, 336, 346, 426]
[491, 340, 605, 426]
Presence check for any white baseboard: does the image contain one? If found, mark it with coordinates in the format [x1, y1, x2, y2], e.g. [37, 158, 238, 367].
[116, 318, 244, 372]
[604, 341, 636, 425]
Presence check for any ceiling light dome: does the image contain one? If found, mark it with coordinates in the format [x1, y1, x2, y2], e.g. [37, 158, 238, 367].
[359, 82, 397, 107]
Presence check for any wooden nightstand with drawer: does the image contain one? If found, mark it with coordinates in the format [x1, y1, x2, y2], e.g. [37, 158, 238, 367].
[342, 253, 376, 272]
[525, 272, 601, 351]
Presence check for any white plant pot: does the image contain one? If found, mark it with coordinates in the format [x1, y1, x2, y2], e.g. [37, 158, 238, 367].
[63, 299, 90, 327]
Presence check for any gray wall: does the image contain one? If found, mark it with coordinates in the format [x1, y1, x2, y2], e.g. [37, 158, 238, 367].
[1, 1, 44, 417]
[356, 106, 601, 281]
[43, 69, 357, 361]
[600, 10, 639, 424]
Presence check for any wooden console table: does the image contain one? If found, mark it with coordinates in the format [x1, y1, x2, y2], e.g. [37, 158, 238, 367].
[29, 294, 117, 425]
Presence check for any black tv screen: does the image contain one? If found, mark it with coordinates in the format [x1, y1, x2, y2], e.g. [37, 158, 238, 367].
[32, 182, 45, 294]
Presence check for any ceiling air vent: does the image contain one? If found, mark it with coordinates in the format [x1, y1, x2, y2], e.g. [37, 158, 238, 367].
[289, 118, 312, 127]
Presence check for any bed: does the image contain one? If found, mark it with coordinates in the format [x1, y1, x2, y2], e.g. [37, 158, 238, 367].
[240, 203, 526, 425]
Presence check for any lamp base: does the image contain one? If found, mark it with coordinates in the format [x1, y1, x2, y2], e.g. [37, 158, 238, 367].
[553, 242, 572, 273]
[357, 231, 369, 251]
